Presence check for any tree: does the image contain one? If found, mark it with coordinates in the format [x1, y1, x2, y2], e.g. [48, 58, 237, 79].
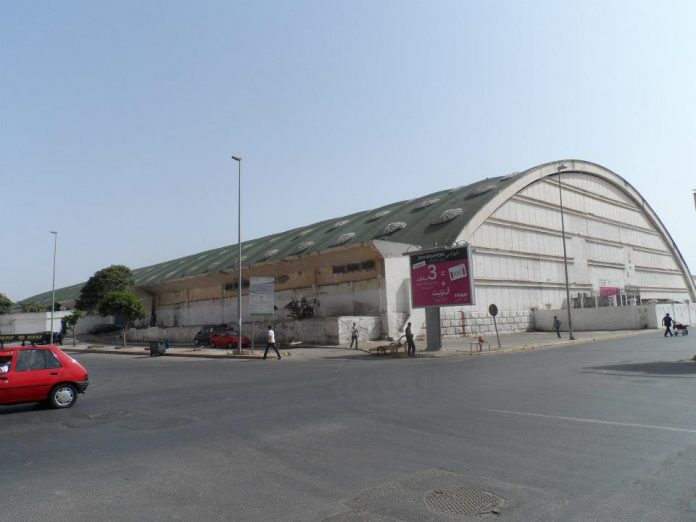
[63, 310, 84, 347]
[98, 291, 145, 347]
[20, 303, 48, 313]
[76, 265, 135, 312]
[0, 293, 12, 315]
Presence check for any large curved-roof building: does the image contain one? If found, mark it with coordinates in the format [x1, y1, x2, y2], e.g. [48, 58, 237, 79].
[24, 160, 695, 343]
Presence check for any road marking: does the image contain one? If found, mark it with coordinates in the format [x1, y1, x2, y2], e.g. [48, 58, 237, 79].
[480, 408, 696, 434]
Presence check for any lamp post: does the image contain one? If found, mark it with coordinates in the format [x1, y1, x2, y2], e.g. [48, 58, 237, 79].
[49, 231, 58, 344]
[231, 155, 243, 353]
[556, 164, 575, 340]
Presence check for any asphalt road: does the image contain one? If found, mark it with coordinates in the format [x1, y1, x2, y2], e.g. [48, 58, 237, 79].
[2, 334, 696, 521]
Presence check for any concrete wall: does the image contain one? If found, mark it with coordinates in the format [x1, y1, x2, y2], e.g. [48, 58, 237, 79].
[438, 307, 533, 336]
[336, 316, 382, 345]
[126, 315, 382, 345]
[0, 311, 71, 334]
[153, 280, 382, 328]
[74, 314, 115, 336]
[533, 303, 696, 331]
[381, 255, 426, 341]
[651, 303, 696, 328]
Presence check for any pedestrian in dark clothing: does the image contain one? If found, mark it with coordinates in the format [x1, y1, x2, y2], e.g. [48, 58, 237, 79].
[662, 313, 674, 337]
[349, 322, 359, 349]
[264, 325, 281, 360]
[553, 316, 561, 338]
[405, 322, 416, 356]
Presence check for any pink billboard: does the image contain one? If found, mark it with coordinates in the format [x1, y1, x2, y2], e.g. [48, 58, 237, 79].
[409, 246, 474, 308]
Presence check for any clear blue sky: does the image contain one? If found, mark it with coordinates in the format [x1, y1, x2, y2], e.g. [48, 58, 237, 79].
[2, 0, 695, 301]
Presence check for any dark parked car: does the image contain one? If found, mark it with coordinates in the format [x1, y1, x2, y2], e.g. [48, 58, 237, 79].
[192, 324, 229, 346]
[88, 324, 123, 335]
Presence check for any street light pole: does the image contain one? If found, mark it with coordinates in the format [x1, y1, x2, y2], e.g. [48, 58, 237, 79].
[232, 155, 243, 353]
[50, 231, 58, 344]
[556, 164, 575, 340]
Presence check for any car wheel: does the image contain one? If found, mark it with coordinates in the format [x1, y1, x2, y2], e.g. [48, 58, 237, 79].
[227, 342, 234, 349]
[194, 339, 200, 346]
[49, 384, 78, 409]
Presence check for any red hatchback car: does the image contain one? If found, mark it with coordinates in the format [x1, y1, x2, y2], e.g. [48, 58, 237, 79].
[0, 345, 89, 408]
[209, 330, 252, 349]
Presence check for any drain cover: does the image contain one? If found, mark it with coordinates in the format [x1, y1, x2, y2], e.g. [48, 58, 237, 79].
[425, 487, 504, 515]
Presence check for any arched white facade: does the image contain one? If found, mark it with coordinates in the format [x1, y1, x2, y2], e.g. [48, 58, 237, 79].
[458, 160, 695, 314]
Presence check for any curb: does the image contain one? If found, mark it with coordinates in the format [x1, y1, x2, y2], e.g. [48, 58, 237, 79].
[62, 347, 288, 360]
[385, 329, 659, 359]
[61, 330, 658, 361]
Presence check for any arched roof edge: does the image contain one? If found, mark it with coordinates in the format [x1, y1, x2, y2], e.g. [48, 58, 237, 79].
[457, 159, 696, 301]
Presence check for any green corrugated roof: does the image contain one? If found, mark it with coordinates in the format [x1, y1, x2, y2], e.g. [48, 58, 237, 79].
[20, 173, 518, 305]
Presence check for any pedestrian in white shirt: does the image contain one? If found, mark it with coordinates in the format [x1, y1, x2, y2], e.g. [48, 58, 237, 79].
[264, 325, 281, 360]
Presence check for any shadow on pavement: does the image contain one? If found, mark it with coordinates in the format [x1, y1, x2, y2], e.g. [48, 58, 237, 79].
[0, 402, 46, 415]
[584, 360, 696, 377]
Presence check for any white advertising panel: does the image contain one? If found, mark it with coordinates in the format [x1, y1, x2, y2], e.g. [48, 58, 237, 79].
[249, 277, 275, 317]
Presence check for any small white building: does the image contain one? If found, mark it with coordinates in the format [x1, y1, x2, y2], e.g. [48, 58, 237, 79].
[0, 310, 70, 335]
[21, 160, 695, 344]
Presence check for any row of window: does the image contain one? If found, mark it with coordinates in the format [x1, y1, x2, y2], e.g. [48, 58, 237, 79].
[332, 260, 376, 274]
[212, 260, 378, 294]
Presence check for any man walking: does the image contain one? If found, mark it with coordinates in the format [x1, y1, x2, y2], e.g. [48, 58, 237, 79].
[264, 325, 281, 360]
[405, 322, 416, 356]
[553, 316, 561, 338]
[662, 312, 674, 337]
[349, 322, 359, 350]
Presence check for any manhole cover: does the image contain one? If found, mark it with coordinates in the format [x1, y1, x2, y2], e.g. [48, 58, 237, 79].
[425, 487, 504, 515]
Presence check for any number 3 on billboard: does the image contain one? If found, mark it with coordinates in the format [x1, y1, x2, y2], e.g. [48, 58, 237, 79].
[428, 265, 437, 280]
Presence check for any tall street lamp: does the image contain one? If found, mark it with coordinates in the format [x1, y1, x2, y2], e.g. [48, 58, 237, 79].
[556, 164, 575, 340]
[49, 230, 58, 344]
[232, 155, 243, 353]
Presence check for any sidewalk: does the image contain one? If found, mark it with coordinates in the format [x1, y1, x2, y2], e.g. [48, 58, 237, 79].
[60, 329, 660, 361]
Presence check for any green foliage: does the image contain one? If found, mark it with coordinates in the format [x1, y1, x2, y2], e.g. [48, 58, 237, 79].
[76, 265, 134, 311]
[63, 309, 84, 347]
[20, 303, 48, 313]
[98, 291, 145, 321]
[0, 293, 12, 315]
[98, 291, 145, 346]
[63, 309, 84, 329]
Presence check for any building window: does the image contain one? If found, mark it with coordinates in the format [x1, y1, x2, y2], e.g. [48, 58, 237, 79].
[332, 259, 376, 274]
